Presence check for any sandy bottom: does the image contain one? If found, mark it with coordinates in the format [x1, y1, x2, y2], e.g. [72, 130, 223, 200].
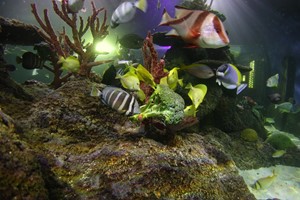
[239, 165, 300, 200]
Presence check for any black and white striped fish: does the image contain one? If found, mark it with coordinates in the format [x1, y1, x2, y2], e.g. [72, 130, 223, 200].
[91, 86, 140, 115]
[16, 52, 45, 69]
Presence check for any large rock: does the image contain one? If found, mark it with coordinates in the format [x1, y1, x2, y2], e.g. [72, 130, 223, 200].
[1, 79, 257, 199]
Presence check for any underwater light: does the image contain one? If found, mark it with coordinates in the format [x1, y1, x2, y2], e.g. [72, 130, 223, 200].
[95, 40, 116, 54]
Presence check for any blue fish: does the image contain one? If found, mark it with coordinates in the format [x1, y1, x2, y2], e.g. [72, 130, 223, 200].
[216, 63, 247, 94]
[110, 0, 148, 28]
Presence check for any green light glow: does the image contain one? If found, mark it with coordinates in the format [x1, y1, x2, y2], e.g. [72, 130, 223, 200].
[95, 40, 116, 54]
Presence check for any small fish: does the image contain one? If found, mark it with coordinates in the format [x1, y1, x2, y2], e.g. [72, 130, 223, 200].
[266, 73, 279, 88]
[253, 169, 277, 190]
[186, 83, 207, 109]
[135, 64, 156, 88]
[32, 68, 39, 76]
[110, 0, 148, 28]
[268, 93, 281, 104]
[118, 34, 144, 49]
[167, 67, 183, 90]
[116, 67, 140, 91]
[272, 150, 286, 158]
[16, 52, 45, 69]
[0, 63, 16, 72]
[181, 63, 215, 79]
[60, 0, 85, 13]
[57, 56, 80, 72]
[216, 63, 247, 94]
[91, 86, 140, 115]
[157, 0, 161, 10]
[275, 102, 297, 113]
[158, 6, 230, 48]
[265, 117, 275, 124]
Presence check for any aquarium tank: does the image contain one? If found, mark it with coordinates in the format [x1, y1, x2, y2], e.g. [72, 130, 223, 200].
[0, 0, 299, 199]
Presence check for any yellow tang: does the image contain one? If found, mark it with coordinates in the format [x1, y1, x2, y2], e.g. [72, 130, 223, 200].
[58, 56, 80, 73]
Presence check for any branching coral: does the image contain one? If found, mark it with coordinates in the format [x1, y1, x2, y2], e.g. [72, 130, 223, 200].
[31, 0, 113, 88]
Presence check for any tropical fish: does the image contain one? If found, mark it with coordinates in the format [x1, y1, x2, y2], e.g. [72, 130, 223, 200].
[57, 56, 80, 73]
[110, 0, 148, 28]
[16, 52, 45, 69]
[266, 73, 279, 88]
[181, 63, 215, 79]
[268, 93, 281, 104]
[272, 150, 286, 158]
[91, 85, 140, 115]
[158, 6, 230, 48]
[275, 102, 300, 114]
[252, 170, 277, 190]
[57, 0, 85, 13]
[118, 33, 144, 49]
[0, 63, 16, 72]
[186, 83, 207, 109]
[167, 67, 183, 90]
[116, 67, 140, 91]
[216, 63, 247, 94]
[135, 64, 156, 88]
[265, 117, 275, 124]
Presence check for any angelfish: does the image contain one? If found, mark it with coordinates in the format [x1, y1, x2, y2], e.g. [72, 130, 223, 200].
[110, 0, 148, 28]
[91, 85, 140, 115]
[158, 6, 230, 48]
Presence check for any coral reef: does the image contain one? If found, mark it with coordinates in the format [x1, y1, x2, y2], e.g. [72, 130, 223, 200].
[31, 0, 113, 88]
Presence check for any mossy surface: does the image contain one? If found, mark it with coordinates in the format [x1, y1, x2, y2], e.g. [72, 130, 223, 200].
[241, 128, 258, 142]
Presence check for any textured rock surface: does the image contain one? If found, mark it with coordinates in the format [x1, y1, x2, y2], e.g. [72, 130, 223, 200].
[2, 78, 288, 199]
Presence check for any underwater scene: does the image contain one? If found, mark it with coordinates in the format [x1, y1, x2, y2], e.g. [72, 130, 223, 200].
[0, 0, 300, 199]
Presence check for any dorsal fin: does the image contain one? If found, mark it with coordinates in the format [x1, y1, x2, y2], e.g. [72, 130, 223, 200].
[174, 5, 193, 18]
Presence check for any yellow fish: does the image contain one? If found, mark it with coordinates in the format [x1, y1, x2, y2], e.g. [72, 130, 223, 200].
[272, 150, 286, 158]
[116, 70, 140, 91]
[186, 83, 207, 109]
[135, 64, 156, 88]
[57, 56, 80, 72]
[253, 169, 277, 190]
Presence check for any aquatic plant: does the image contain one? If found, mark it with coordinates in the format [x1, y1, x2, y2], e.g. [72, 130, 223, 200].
[132, 84, 185, 125]
[141, 32, 168, 100]
[266, 133, 297, 150]
[240, 128, 258, 142]
[180, 0, 214, 11]
[31, 0, 113, 88]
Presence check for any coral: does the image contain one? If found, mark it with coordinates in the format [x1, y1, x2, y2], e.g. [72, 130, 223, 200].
[31, 0, 113, 88]
[240, 128, 258, 142]
[141, 32, 168, 100]
[266, 133, 297, 150]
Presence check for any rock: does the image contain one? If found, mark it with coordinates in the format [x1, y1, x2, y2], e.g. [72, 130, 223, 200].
[0, 17, 45, 45]
[0, 118, 48, 199]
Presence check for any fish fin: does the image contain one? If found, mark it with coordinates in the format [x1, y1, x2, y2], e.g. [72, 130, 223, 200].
[236, 83, 247, 95]
[16, 56, 22, 64]
[159, 9, 173, 26]
[174, 5, 192, 18]
[90, 85, 102, 97]
[165, 29, 180, 36]
[134, 0, 148, 12]
[57, 56, 65, 64]
[221, 82, 237, 89]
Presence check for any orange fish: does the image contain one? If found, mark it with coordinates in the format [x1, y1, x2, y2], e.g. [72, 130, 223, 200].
[159, 6, 230, 49]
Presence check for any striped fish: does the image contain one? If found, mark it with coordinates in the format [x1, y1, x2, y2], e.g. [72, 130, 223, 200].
[110, 0, 148, 28]
[100, 86, 140, 115]
[16, 52, 45, 69]
[158, 6, 230, 49]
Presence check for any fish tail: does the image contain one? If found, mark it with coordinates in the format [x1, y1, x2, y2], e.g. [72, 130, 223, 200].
[16, 56, 22, 64]
[135, 0, 148, 12]
[159, 9, 173, 26]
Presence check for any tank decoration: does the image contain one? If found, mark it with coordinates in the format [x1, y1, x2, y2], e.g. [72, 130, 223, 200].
[240, 128, 259, 142]
[180, 0, 214, 11]
[31, 0, 113, 88]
